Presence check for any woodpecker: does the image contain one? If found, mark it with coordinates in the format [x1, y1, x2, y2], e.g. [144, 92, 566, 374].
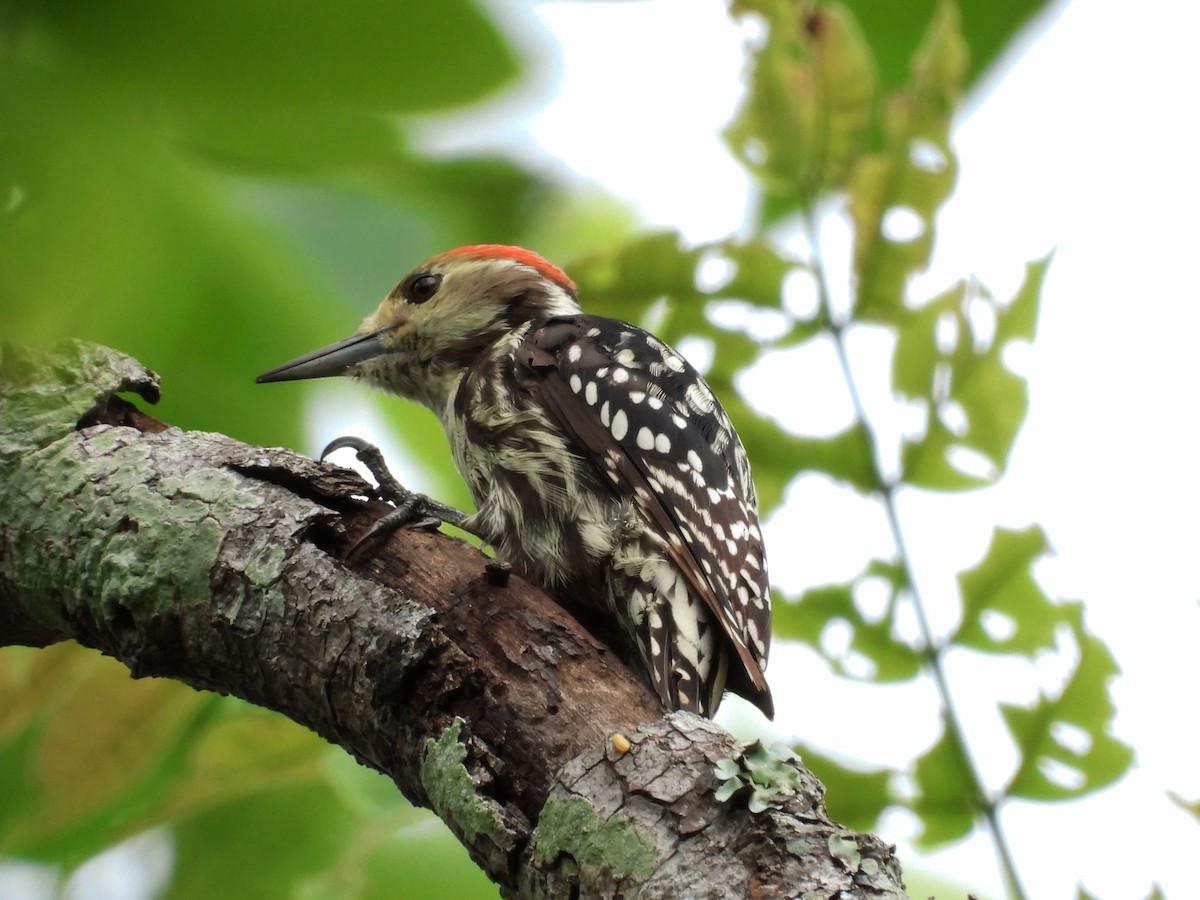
[258, 245, 773, 719]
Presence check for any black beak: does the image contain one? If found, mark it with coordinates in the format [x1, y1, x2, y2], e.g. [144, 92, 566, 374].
[257, 329, 392, 384]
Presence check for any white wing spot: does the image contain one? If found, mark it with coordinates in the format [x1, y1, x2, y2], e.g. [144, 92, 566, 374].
[568, 343, 583, 363]
[569, 373, 582, 393]
[686, 382, 715, 412]
[629, 391, 646, 404]
[687, 449, 703, 471]
[584, 380, 599, 405]
[611, 408, 629, 441]
[600, 401, 611, 426]
[637, 426, 654, 450]
[655, 432, 671, 453]
[612, 367, 630, 384]
[672, 414, 688, 429]
[647, 396, 663, 410]
[665, 354, 686, 373]
[616, 348, 636, 366]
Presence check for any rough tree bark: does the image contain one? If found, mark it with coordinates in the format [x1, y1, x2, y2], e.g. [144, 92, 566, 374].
[0, 341, 907, 899]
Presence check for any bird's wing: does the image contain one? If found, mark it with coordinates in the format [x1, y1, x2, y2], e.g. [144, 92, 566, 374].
[515, 314, 771, 713]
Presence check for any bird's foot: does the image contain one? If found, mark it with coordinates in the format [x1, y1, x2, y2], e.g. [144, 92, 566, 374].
[321, 435, 469, 558]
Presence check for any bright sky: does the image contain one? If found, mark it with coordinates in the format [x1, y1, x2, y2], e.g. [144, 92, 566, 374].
[460, 0, 1200, 896]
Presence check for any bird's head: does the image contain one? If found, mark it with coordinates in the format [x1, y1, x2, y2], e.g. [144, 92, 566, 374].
[257, 245, 580, 410]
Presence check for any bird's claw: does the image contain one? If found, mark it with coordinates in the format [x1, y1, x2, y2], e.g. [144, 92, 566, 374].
[320, 434, 374, 461]
[321, 435, 409, 505]
[321, 434, 470, 560]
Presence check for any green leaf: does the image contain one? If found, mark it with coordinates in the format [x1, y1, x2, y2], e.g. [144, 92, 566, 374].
[848, 1, 966, 322]
[842, 0, 1054, 97]
[788, 424, 881, 495]
[732, 413, 880, 516]
[0, 644, 91, 748]
[995, 253, 1048, 345]
[167, 782, 357, 899]
[794, 745, 892, 833]
[0, 0, 562, 457]
[179, 106, 405, 176]
[29, 0, 516, 115]
[900, 422, 992, 490]
[721, 240, 807, 311]
[352, 819, 501, 900]
[0, 649, 220, 865]
[6, 1, 521, 192]
[896, 256, 1051, 489]
[1000, 604, 1134, 801]
[725, 1, 877, 212]
[774, 559, 923, 682]
[909, 715, 977, 847]
[28, 674, 204, 845]
[952, 525, 1063, 655]
[573, 232, 703, 304]
[1169, 791, 1200, 824]
[1, 59, 350, 449]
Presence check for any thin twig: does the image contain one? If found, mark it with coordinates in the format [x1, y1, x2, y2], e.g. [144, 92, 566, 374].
[804, 213, 1030, 900]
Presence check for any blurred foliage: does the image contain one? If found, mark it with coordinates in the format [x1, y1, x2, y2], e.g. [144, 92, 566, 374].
[0, 647, 496, 898]
[573, 3, 1132, 897]
[572, 2, 1130, 897]
[0, 0, 553, 454]
[0, 0, 1124, 898]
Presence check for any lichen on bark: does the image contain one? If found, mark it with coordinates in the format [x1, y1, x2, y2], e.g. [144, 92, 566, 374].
[534, 794, 656, 879]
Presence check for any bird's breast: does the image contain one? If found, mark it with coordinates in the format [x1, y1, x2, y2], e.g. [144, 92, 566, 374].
[445, 364, 623, 593]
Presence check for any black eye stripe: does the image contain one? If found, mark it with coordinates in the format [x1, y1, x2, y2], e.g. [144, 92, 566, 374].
[403, 273, 442, 304]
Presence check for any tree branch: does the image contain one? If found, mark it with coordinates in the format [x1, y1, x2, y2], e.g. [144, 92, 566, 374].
[0, 340, 906, 898]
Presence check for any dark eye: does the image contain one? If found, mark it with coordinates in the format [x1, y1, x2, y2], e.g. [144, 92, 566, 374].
[404, 273, 442, 304]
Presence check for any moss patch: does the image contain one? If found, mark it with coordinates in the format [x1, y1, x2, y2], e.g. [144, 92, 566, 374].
[420, 718, 504, 844]
[535, 795, 655, 879]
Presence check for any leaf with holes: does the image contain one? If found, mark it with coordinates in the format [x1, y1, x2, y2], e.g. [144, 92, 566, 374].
[952, 525, 1064, 655]
[774, 560, 922, 682]
[720, 240, 805, 311]
[909, 715, 977, 847]
[1000, 603, 1133, 801]
[571, 231, 704, 317]
[848, 3, 965, 322]
[896, 256, 1049, 490]
[790, 423, 882, 495]
[725, 1, 876, 219]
